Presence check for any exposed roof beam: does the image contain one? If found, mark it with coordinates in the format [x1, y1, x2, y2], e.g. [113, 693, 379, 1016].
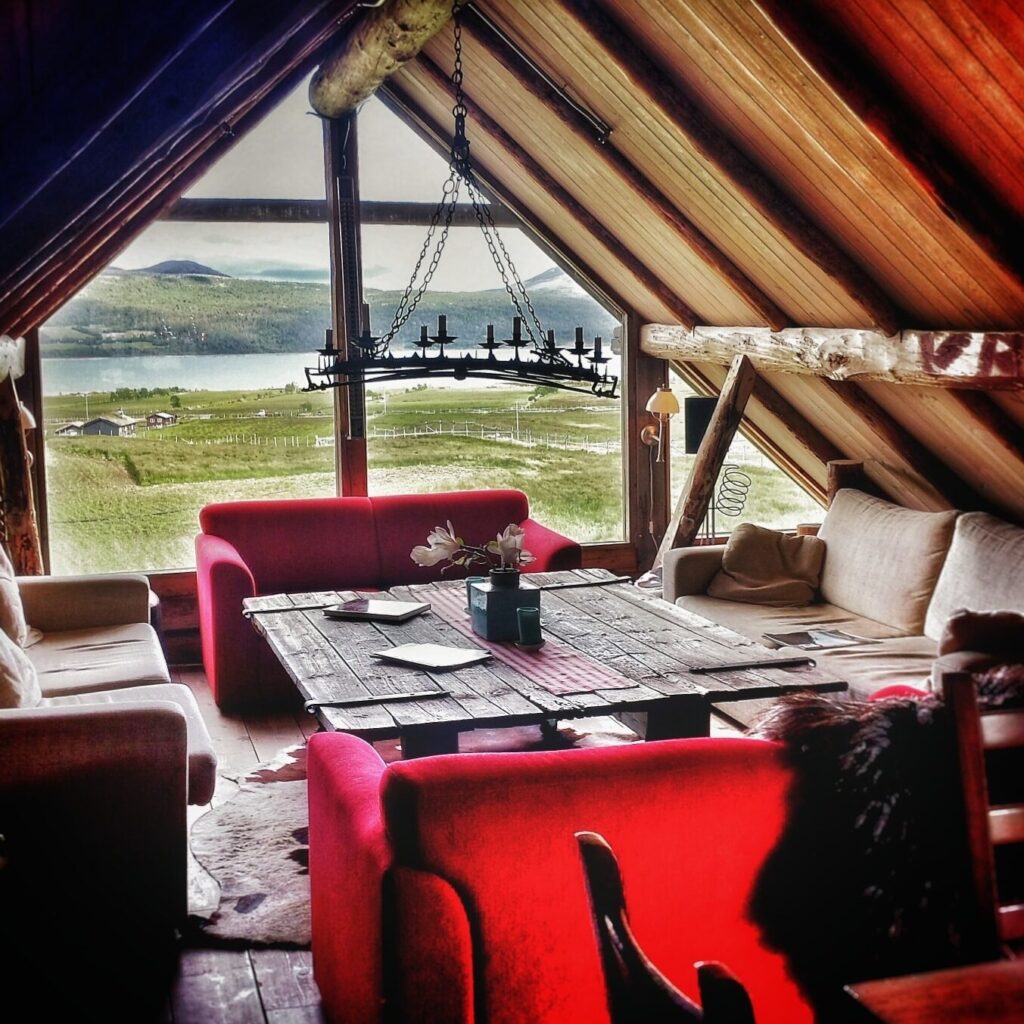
[672, 360, 834, 506]
[949, 392, 1024, 466]
[165, 197, 521, 227]
[564, 0, 904, 336]
[821, 379, 989, 513]
[401, 54, 700, 327]
[460, 7, 791, 331]
[309, 0, 452, 116]
[641, 325, 1024, 390]
[379, 83, 630, 319]
[1, 3, 354, 339]
[756, 0, 1024, 294]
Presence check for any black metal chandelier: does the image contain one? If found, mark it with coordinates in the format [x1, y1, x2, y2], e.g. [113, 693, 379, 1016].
[305, 3, 618, 399]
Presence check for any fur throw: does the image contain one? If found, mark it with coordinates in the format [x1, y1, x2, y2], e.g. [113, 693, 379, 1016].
[747, 667, 1024, 1018]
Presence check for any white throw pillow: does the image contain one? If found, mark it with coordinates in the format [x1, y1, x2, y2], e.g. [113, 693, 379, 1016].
[0, 624, 40, 707]
[0, 543, 29, 647]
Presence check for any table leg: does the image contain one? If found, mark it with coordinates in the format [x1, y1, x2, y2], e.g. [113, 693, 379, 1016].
[401, 725, 460, 759]
[644, 697, 711, 740]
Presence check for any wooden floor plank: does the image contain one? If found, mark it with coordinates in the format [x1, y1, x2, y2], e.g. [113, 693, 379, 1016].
[243, 709, 310, 764]
[174, 666, 260, 775]
[251, 950, 321, 1012]
[171, 950, 265, 1024]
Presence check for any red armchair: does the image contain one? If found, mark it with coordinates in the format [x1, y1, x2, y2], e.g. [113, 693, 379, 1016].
[195, 489, 580, 709]
[307, 734, 812, 1024]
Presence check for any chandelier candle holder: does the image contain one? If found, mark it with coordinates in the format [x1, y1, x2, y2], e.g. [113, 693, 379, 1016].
[305, 1, 618, 400]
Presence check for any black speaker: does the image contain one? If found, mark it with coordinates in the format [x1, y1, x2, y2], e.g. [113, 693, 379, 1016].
[683, 396, 717, 454]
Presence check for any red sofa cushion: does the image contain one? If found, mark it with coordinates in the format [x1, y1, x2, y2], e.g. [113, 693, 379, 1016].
[371, 489, 532, 587]
[199, 497, 379, 593]
[381, 738, 811, 1024]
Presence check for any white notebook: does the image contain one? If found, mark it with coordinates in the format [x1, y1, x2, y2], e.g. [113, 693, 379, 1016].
[371, 643, 491, 670]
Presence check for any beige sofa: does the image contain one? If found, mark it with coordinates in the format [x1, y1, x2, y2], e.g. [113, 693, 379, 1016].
[5, 571, 216, 804]
[663, 489, 1024, 701]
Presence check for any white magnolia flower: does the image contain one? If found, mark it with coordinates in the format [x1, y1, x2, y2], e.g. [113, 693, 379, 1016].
[410, 521, 462, 566]
[488, 523, 535, 568]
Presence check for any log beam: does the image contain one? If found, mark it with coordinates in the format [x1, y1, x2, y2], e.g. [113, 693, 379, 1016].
[672, 360, 834, 506]
[309, 0, 453, 117]
[641, 324, 1024, 390]
[164, 197, 520, 226]
[460, 8, 791, 331]
[756, 0, 1024, 293]
[826, 460, 874, 504]
[564, 0, 903, 336]
[397, 56, 699, 326]
[655, 354, 757, 565]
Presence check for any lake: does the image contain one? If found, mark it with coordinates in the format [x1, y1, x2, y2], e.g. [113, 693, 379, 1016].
[41, 351, 624, 396]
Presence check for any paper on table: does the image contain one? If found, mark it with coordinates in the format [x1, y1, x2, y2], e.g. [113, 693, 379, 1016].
[371, 643, 492, 670]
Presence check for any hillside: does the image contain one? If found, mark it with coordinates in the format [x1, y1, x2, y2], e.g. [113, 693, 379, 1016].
[41, 270, 617, 358]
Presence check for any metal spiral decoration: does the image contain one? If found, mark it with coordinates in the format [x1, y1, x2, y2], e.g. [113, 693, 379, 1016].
[704, 464, 753, 539]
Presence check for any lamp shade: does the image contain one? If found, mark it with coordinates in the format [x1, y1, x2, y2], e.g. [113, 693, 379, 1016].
[645, 386, 680, 416]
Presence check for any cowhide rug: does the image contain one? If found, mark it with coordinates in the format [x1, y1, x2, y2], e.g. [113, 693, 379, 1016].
[188, 745, 311, 948]
[186, 717, 639, 949]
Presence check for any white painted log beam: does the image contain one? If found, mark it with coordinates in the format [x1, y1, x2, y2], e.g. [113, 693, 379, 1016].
[641, 324, 1024, 389]
[310, 0, 455, 118]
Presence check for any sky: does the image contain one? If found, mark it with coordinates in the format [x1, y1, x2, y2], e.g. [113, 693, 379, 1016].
[114, 80, 556, 291]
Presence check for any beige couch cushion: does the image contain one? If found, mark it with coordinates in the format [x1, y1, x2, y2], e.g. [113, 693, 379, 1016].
[706, 524, 825, 606]
[42, 683, 217, 804]
[924, 513, 1024, 639]
[0, 626, 40, 707]
[817, 490, 958, 635]
[30, 622, 170, 698]
[0, 545, 29, 647]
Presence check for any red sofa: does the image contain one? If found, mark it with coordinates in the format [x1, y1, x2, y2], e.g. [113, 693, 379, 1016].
[307, 733, 812, 1024]
[195, 489, 581, 709]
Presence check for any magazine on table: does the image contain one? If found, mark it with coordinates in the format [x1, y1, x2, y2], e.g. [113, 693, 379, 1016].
[762, 628, 879, 651]
[323, 599, 429, 623]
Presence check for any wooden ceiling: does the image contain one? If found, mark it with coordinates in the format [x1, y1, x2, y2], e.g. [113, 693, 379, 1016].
[3, 0, 1023, 522]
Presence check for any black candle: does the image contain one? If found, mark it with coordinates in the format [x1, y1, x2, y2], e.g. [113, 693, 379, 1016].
[513, 316, 522, 340]
[438, 314, 447, 335]
[594, 336, 602, 359]
[486, 324, 495, 343]
[546, 329, 555, 348]
[575, 326, 584, 346]
[420, 325, 428, 344]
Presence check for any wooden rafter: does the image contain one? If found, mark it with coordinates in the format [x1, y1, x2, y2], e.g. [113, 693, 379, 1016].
[948, 392, 1024, 466]
[656, 354, 757, 563]
[379, 83, 631, 318]
[563, 0, 904, 336]
[309, 0, 453, 117]
[641, 324, 1024, 390]
[0, 2, 357, 339]
[756, 0, 1024, 294]
[460, 8, 791, 331]
[164, 197, 521, 226]
[397, 55, 699, 326]
[821, 379, 989, 512]
[672, 360, 833, 505]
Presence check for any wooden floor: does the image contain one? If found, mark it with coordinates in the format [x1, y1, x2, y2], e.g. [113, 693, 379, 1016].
[159, 664, 743, 1023]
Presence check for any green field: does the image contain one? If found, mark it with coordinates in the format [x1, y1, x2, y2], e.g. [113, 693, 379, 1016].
[43, 384, 822, 574]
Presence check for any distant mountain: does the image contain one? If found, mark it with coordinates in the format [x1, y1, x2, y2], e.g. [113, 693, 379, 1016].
[484, 267, 586, 298]
[107, 260, 229, 278]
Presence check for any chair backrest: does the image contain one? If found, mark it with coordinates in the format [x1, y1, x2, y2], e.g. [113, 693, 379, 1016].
[942, 670, 1024, 952]
[576, 831, 756, 1024]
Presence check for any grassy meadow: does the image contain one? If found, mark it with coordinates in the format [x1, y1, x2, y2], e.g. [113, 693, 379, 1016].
[43, 383, 822, 574]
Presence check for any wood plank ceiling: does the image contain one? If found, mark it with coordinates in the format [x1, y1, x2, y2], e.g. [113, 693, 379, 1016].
[390, 0, 1024, 519]
[3, 0, 1024, 523]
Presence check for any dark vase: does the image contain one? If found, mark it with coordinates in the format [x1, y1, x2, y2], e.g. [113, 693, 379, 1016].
[489, 566, 521, 589]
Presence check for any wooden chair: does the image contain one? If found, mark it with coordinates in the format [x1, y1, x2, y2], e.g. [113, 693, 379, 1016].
[576, 831, 756, 1023]
[942, 670, 1024, 955]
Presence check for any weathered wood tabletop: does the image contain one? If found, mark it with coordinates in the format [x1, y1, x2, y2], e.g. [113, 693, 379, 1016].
[243, 568, 846, 757]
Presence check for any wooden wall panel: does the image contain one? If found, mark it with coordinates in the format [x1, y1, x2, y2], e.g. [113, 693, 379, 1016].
[610, 0, 1024, 327]
[859, 382, 1024, 520]
[479, 0, 874, 329]
[820, 0, 1024, 224]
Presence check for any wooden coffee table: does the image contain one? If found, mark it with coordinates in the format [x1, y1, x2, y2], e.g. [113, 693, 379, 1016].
[244, 569, 846, 758]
